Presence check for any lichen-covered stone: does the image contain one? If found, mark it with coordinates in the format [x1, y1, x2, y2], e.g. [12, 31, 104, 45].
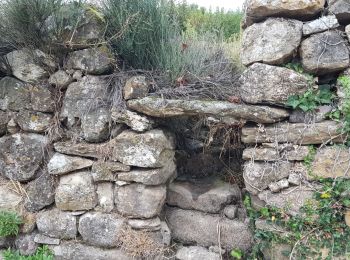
[78, 212, 125, 248]
[110, 129, 175, 168]
[29, 84, 55, 113]
[66, 47, 114, 75]
[289, 105, 332, 123]
[36, 209, 77, 239]
[34, 234, 60, 245]
[81, 107, 111, 142]
[241, 18, 302, 66]
[16, 110, 52, 133]
[268, 179, 289, 193]
[92, 161, 130, 182]
[176, 246, 221, 260]
[48, 153, 93, 175]
[96, 182, 114, 213]
[303, 15, 339, 36]
[15, 233, 38, 256]
[0, 133, 48, 181]
[239, 63, 309, 105]
[242, 145, 309, 161]
[54, 141, 107, 159]
[55, 171, 97, 211]
[0, 77, 30, 111]
[49, 70, 73, 89]
[115, 184, 166, 218]
[128, 97, 290, 124]
[300, 30, 349, 75]
[328, 0, 350, 24]
[123, 76, 149, 100]
[111, 108, 154, 132]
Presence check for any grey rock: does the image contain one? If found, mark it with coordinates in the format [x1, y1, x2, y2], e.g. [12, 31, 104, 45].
[223, 205, 238, 219]
[346, 25, 350, 42]
[242, 121, 346, 144]
[239, 63, 309, 106]
[0, 133, 48, 181]
[300, 30, 349, 75]
[241, 18, 302, 66]
[55, 171, 97, 211]
[0, 237, 14, 249]
[328, 0, 350, 23]
[255, 219, 287, 234]
[165, 207, 253, 252]
[243, 145, 309, 161]
[288, 173, 302, 186]
[7, 118, 19, 134]
[25, 171, 55, 212]
[66, 47, 114, 75]
[0, 179, 23, 212]
[123, 76, 149, 100]
[160, 221, 171, 246]
[36, 209, 77, 239]
[34, 234, 60, 245]
[303, 15, 339, 36]
[128, 97, 290, 124]
[78, 212, 125, 248]
[16, 110, 52, 133]
[0, 111, 9, 136]
[167, 179, 240, 213]
[92, 161, 130, 182]
[176, 246, 220, 260]
[268, 179, 289, 193]
[49, 70, 73, 89]
[115, 184, 166, 218]
[29, 84, 55, 113]
[72, 70, 83, 80]
[48, 153, 93, 175]
[111, 108, 154, 132]
[60, 76, 109, 126]
[81, 107, 111, 142]
[127, 218, 161, 231]
[110, 129, 175, 168]
[262, 243, 292, 260]
[54, 141, 107, 159]
[118, 159, 176, 185]
[50, 241, 132, 260]
[96, 182, 114, 213]
[15, 233, 38, 256]
[289, 105, 332, 123]
[0, 77, 30, 111]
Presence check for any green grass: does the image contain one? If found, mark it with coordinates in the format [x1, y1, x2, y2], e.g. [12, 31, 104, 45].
[0, 211, 22, 237]
[3, 245, 53, 260]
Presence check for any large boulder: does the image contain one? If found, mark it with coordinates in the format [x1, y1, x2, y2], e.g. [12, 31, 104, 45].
[36, 209, 77, 239]
[239, 63, 309, 105]
[0, 133, 48, 181]
[0, 77, 30, 111]
[110, 129, 175, 168]
[300, 30, 349, 75]
[115, 184, 166, 218]
[243, 0, 325, 27]
[81, 107, 111, 142]
[65, 47, 114, 75]
[55, 171, 97, 211]
[78, 212, 125, 248]
[128, 97, 290, 124]
[16, 110, 52, 133]
[48, 153, 94, 176]
[242, 121, 346, 144]
[165, 207, 253, 252]
[303, 15, 339, 36]
[328, 0, 350, 24]
[241, 18, 303, 66]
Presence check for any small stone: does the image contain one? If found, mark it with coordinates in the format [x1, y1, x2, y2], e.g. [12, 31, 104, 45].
[48, 153, 94, 175]
[223, 205, 238, 219]
[7, 118, 19, 134]
[15, 233, 38, 256]
[160, 221, 171, 246]
[16, 110, 52, 133]
[289, 105, 332, 123]
[92, 161, 130, 182]
[55, 171, 97, 211]
[34, 234, 60, 245]
[20, 213, 37, 234]
[111, 108, 153, 132]
[288, 173, 302, 186]
[49, 70, 73, 89]
[209, 246, 226, 255]
[81, 107, 111, 142]
[36, 209, 77, 239]
[176, 246, 221, 260]
[269, 179, 289, 193]
[96, 182, 114, 213]
[72, 70, 83, 80]
[127, 218, 161, 231]
[123, 76, 149, 100]
[303, 15, 339, 36]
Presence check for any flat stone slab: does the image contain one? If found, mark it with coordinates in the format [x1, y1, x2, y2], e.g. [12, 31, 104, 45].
[176, 246, 221, 260]
[34, 234, 60, 245]
[303, 15, 339, 36]
[54, 141, 107, 159]
[92, 161, 130, 182]
[242, 145, 309, 161]
[48, 153, 94, 175]
[128, 97, 290, 124]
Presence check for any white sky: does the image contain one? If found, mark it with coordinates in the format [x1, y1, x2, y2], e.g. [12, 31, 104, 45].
[187, 0, 245, 10]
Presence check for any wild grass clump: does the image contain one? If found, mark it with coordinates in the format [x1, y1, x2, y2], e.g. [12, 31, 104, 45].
[3, 245, 53, 260]
[0, 211, 22, 237]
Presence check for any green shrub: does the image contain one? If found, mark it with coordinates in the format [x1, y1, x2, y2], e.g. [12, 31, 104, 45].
[0, 211, 22, 237]
[3, 245, 53, 260]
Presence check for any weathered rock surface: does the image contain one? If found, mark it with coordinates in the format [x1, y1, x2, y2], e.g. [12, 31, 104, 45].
[66, 47, 114, 75]
[115, 184, 166, 218]
[0, 133, 48, 181]
[346, 25, 350, 42]
[328, 0, 350, 23]
[50, 241, 132, 260]
[258, 185, 314, 216]
[262, 243, 292, 260]
[243, 161, 293, 195]
[49, 70, 73, 89]
[15, 233, 38, 256]
[118, 159, 176, 185]
[48, 153, 93, 175]
[4, 49, 56, 83]
[303, 15, 339, 36]
[244, 0, 325, 27]
[110, 129, 175, 168]
[223, 205, 238, 219]
[127, 218, 161, 231]
[242, 145, 309, 161]
[55, 171, 97, 211]
[300, 30, 349, 75]
[81, 107, 111, 142]
[241, 18, 302, 66]
[78, 212, 125, 248]
[242, 121, 345, 144]
[16, 110, 52, 133]
[34, 234, 60, 245]
[54, 141, 106, 159]
[92, 161, 130, 182]
[0, 77, 30, 111]
[111, 108, 154, 132]
[0, 179, 22, 212]
[176, 246, 221, 260]
[29, 84, 55, 113]
[60, 76, 109, 126]
[128, 97, 290, 124]
[123, 76, 149, 100]
[25, 171, 55, 212]
[268, 178, 289, 193]
[311, 147, 350, 179]
[165, 207, 253, 251]
[167, 179, 240, 213]
[96, 182, 114, 213]
[289, 105, 332, 123]
[239, 63, 309, 105]
[0, 111, 9, 136]
[36, 209, 77, 239]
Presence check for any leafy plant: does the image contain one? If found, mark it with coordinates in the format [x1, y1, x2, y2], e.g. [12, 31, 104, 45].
[3, 245, 53, 260]
[0, 211, 22, 237]
[230, 248, 243, 259]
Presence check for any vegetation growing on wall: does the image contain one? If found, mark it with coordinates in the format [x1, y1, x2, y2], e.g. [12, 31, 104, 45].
[3, 245, 53, 260]
[0, 211, 22, 237]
